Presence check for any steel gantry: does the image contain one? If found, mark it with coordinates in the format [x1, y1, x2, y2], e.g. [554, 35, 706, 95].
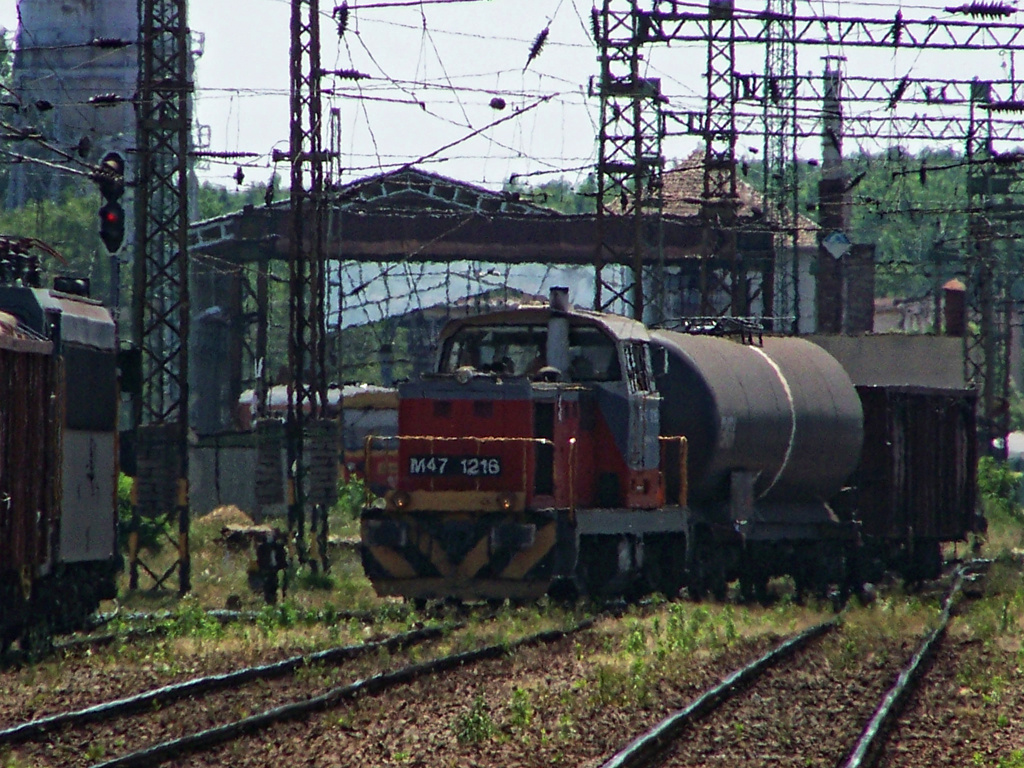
[130, 0, 192, 594]
[594, 0, 1024, 453]
[965, 82, 1022, 458]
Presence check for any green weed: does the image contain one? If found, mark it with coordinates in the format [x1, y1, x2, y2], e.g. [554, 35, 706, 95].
[507, 686, 535, 730]
[167, 596, 223, 640]
[453, 695, 497, 744]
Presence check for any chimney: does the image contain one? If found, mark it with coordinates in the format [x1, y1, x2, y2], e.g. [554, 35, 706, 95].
[943, 279, 966, 337]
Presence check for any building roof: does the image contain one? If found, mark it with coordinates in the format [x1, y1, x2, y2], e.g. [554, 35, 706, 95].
[334, 167, 557, 216]
[662, 151, 818, 247]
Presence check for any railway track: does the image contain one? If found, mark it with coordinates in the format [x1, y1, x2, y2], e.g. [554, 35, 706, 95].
[0, 624, 447, 748]
[0, 614, 594, 768]
[0, 564, 992, 768]
[597, 562, 986, 768]
[1, 606, 391, 668]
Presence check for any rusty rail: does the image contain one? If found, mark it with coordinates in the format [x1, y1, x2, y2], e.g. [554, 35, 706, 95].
[659, 436, 689, 507]
[838, 559, 988, 768]
[599, 618, 836, 768]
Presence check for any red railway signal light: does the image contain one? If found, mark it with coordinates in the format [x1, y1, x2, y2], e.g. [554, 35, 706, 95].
[99, 201, 125, 253]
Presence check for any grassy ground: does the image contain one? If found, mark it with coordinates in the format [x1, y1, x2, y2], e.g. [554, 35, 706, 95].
[108, 467, 1024, 649]
[116, 488, 381, 618]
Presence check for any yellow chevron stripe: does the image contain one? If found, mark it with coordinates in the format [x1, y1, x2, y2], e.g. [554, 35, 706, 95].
[367, 546, 417, 579]
[455, 534, 492, 581]
[412, 526, 454, 577]
[500, 523, 556, 580]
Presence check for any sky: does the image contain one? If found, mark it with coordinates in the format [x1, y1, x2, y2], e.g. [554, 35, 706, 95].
[3, 0, 1021, 196]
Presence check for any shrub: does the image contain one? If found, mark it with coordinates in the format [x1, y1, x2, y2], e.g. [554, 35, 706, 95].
[116, 473, 171, 554]
[977, 457, 1023, 524]
[454, 695, 496, 744]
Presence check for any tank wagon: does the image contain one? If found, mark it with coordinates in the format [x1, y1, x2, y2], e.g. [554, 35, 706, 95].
[360, 289, 979, 603]
[1, 245, 120, 652]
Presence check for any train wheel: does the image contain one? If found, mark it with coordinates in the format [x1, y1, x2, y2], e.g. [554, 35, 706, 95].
[20, 618, 53, 662]
[577, 535, 620, 597]
[642, 534, 686, 599]
[739, 571, 770, 605]
[688, 529, 728, 602]
[690, 552, 727, 602]
[906, 539, 942, 584]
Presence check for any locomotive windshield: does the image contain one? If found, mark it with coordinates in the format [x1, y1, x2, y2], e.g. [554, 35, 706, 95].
[441, 323, 621, 382]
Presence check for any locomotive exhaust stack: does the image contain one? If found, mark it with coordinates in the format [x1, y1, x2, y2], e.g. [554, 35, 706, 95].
[546, 286, 571, 377]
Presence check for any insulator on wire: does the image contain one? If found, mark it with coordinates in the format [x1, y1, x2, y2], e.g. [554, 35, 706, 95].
[887, 77, 909, 109]
[892, 9, 903, 47]
[91, 37, 132, 49]
[327, 68, 369, 80]
[524, 26, 549, 72]
[945, 2, 1017, 17]
[234, 166, 245, 186]
[489, 96, 507, 110]
[591, 8, 602, 44]
[333, 3, 349, 37]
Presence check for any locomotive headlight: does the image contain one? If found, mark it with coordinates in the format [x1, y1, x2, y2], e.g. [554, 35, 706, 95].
[497, 492, 515, 511]
[391, 490, 411, 510]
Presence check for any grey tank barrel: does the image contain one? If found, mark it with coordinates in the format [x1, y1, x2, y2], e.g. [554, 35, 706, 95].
[650, 331, 863, 505]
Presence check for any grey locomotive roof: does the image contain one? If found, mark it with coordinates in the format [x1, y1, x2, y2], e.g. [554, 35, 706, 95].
[437, 302, 652, 344]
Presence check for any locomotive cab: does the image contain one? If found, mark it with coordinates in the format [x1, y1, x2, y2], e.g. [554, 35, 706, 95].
[361, 288, 668, 601]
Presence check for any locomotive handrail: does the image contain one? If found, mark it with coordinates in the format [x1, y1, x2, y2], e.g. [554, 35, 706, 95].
[658, 436, 689, 507]
[362, 434, 555, 505]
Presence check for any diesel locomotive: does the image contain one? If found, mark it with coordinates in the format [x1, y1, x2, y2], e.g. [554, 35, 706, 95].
[360, 288, 979, 603]
[0, 242, 120, 652]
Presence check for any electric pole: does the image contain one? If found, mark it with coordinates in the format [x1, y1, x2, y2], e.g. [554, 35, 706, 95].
[287, 0, 336, 572]
[130, 0, 192, 594]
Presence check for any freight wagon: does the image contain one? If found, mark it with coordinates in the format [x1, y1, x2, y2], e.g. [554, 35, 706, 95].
[1, 246, 119, 653]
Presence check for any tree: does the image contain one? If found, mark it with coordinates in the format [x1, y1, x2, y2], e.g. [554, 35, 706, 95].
[197, 177, 274, 221]
[503, 176, 596, 214]
[0, 182, 108, 293]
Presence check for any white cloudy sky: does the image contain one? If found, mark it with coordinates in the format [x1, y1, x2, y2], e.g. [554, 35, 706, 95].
[2, 1, 1018, 192]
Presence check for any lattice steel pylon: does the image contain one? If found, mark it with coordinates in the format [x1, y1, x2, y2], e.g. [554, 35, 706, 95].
[965, 81, 1014, 459]
[762, 0, 799, 332]
[592, 1, 665, 321]
[699, 0, 743, 317]
[287, 0, 335, 572]
[129, 0, 192, 594]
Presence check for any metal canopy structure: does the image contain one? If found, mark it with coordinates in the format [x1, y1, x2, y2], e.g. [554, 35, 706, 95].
[187, 167, 773, 417]
[189, 169, 771, 266]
